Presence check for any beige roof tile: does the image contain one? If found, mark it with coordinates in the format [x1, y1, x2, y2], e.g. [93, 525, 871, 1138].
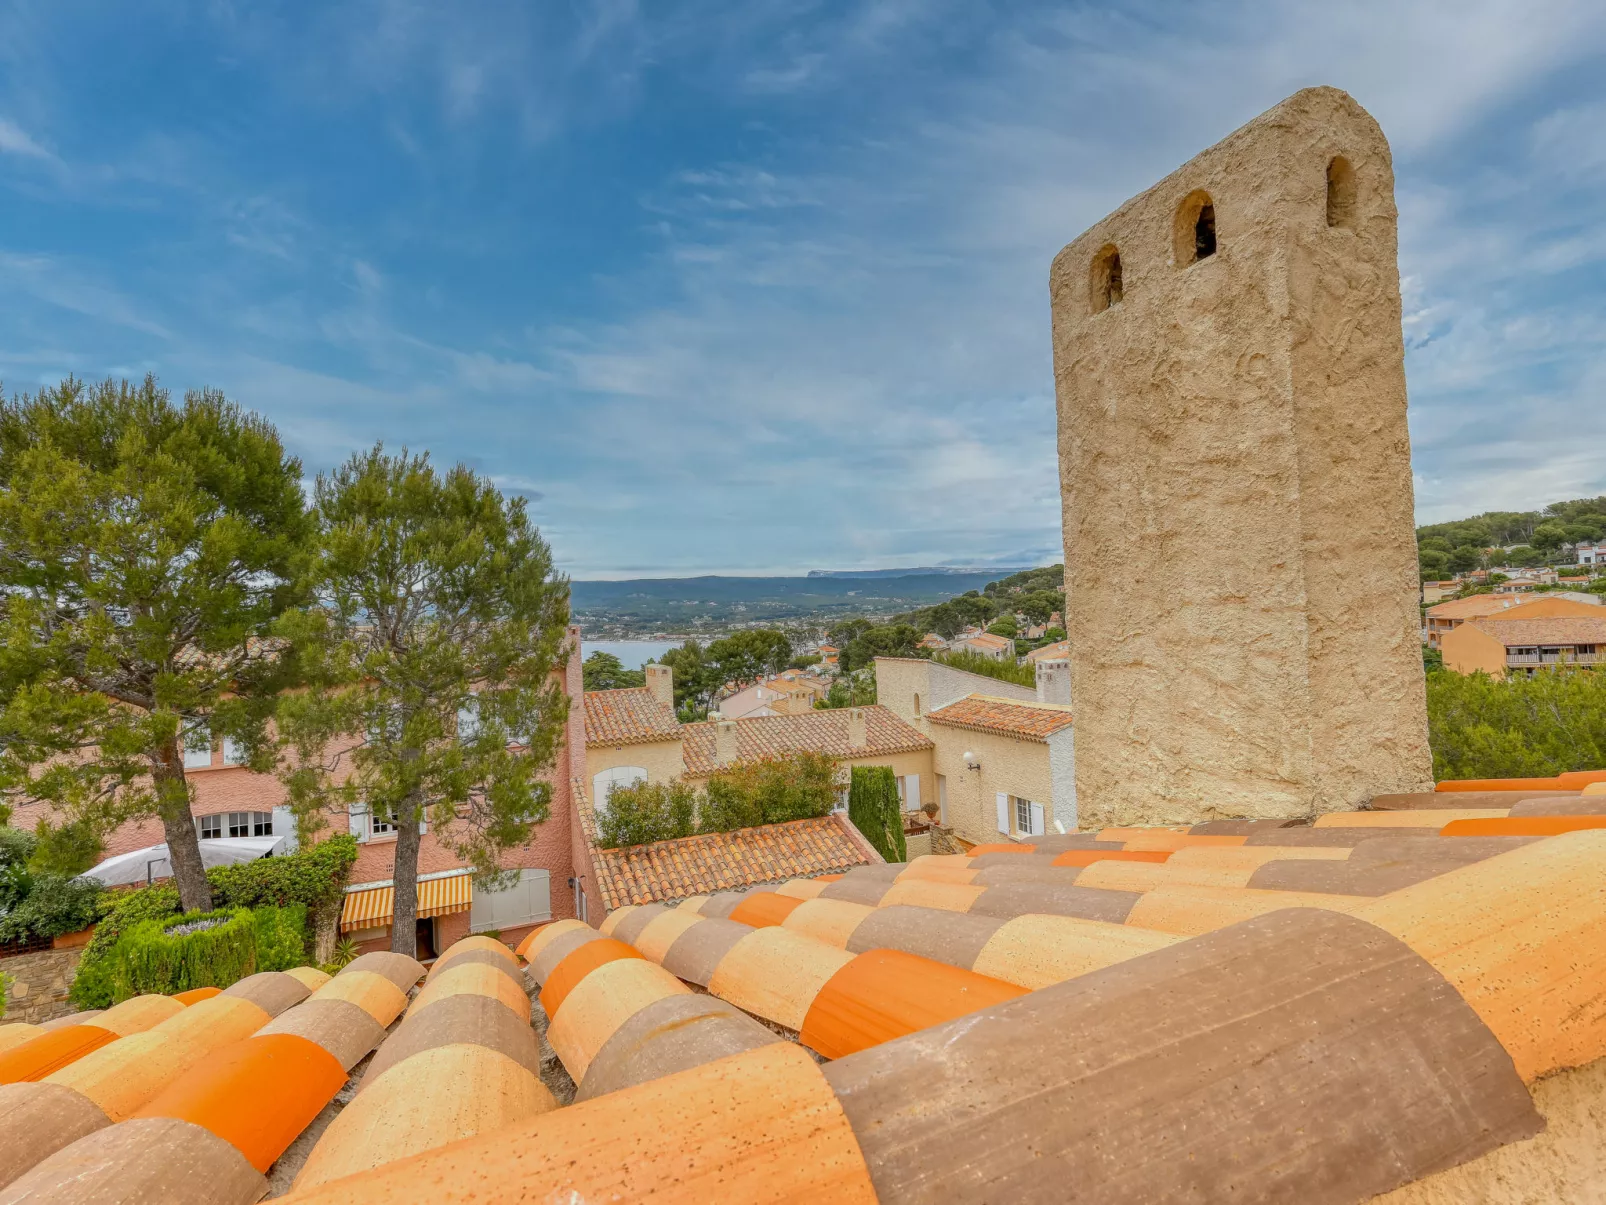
[925, 693, 1073, 742]
[583, 688, 682, 747]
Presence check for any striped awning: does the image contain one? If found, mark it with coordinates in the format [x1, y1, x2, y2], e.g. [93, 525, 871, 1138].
[341, 872, 473, 931]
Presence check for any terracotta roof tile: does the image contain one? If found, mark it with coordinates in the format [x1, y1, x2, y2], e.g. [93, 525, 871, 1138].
[583, 688, 682, 747]
[925, 693, 1074, 742]
[1425, 595, 1527, 620]
[1468, 616, 1606, 646]
[680, 705, 931, 776]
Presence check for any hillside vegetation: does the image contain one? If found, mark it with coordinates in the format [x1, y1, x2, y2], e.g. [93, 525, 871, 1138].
[1417, 496, 1606, 578]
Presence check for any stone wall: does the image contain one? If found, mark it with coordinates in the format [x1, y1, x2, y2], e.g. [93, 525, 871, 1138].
[0, 947, 83, 1023]
[1049, 86, 1432, 828]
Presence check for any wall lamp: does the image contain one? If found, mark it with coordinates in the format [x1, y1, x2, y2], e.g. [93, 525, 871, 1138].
[963, 751, 980, 771]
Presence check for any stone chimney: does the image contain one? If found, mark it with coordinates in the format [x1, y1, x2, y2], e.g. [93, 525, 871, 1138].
[645, 663, 674, 708]
[1036, 658, 1072, 706]
[847, 707, 868, 751]
[714, 719, 740, 766]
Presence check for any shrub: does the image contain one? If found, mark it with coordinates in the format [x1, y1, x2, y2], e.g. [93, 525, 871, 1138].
[0, 827, 36, 914]
[323, 936, 360, 974]
[111, 908, 257, 1000]
[252, 904, 310, 971]
[700, 751, 839, 834]
[0, 971, 10, 1019]
[598, 781, 698, 848]
[28, 817, 104, 877]
[71, 835, 355, 1008]
[1428, 665, 1606, 780]
[934, 649, 1036, 688]
[848, 765, 906, 863]
[0, 873, 103, 945]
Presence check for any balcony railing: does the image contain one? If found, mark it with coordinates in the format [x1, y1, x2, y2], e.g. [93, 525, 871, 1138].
[1506, 652, 1605, 667]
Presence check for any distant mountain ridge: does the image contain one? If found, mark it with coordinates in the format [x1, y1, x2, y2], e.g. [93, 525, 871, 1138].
[804, 566, 1033, 579]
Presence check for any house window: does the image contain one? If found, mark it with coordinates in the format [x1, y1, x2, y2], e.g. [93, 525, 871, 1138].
[183, 730, 213, 770]
[1013, 797, 1045, 837]
[200, 814, 223, 839]
[222, 736, 246, 766]
[592, 766, 647, 821]
[369, 815, 395, 838]
[457, 693, 480, 742]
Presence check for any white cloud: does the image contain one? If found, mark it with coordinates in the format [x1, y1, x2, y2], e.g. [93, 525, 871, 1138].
[0, 118, 51, 159]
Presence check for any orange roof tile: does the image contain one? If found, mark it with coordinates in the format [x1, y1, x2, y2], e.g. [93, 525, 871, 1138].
[590, 816, 877, 909]
[583, 688, 681, 747]
[1425, 595, 1525, 620]
[925, 694, 1074, 742]
[680, 706, 931, 776]
[1467, 616, 1606, 646]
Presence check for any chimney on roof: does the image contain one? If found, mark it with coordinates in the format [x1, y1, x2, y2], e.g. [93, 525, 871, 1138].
[1036, 658, 1071, 706]
[847, 707, 867, 751]
[646, 663, 673, 708]
[715, 719, 739, 766]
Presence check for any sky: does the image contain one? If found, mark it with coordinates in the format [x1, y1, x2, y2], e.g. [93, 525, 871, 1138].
[0, 2, 1603, 578]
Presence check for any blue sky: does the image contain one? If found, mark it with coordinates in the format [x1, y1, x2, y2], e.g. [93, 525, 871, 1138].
[1, 2, 1603, 577]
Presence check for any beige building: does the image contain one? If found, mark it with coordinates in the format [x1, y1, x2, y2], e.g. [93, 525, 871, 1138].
[1425, 593, 1602, 649]
[582, 663, 934, 814]
[1441, 616, 1606, 679]
[874, 657, 1077, 846]
[715, 670, 830, 720]
[1050, 87, 1432, 826]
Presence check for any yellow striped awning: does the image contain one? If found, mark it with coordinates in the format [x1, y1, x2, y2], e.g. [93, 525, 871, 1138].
[341, 873, 473, 931]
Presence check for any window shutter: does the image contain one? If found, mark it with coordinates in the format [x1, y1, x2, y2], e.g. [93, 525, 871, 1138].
[348, 805, 367, 841]
[1029, 802, 1045, 838]
[995, 793, 1010, 834]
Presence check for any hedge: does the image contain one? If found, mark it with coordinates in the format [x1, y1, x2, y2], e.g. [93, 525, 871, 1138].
[252, 904, 310, 972]
[111, 908, 258, 1000]
[848, 765, 906, 863]
[71, 835, 356, 1008]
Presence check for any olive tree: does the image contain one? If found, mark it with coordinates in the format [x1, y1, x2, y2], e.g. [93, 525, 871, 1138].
[276, 447, 570, 957]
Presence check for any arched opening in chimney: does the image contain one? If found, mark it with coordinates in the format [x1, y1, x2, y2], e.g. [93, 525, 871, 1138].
[1326, 156, 1357, 228]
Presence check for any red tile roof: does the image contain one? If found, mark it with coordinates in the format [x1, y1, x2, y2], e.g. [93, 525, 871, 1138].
[680, 705, 931, 776]
[583, 687, 682, 747]
[925, 693, 1074, 742]
[1468, 616, 1606, 646]
[588, 813, 878, 908]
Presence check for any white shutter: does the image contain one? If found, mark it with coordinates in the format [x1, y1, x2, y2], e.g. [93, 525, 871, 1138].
[995, 793, 1010, 834]
[348, 805, 367, 841]
[1029, 802, 1045, 838]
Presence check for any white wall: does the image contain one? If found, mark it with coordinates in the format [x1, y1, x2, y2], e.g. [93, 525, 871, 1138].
[1047, 727, 1078, 833]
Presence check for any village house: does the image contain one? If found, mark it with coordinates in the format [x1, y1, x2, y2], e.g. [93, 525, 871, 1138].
[1423, 592, 1602, 649]
[1441, 615, 1606, 678]
[947, 630, 1014, 661]
[11, 627, 594, 961]
[714, 669, 830, 720]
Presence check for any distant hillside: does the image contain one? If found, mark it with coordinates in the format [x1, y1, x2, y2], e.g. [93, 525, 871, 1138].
[571, 571, 1032, 635]
[1417, 496, 1606, 577]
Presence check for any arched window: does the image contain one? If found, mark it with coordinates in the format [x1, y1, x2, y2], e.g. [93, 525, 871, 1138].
[1090, 245, 1123, 313]
[913, 693, 922, 716]
[592, 766, 647, 819]
[1326, 156, 1356, 228]
[1174, 190, 1216, 266]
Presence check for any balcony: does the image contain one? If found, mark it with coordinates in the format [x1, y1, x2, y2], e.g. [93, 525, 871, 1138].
[1505, 651, 1604, 667]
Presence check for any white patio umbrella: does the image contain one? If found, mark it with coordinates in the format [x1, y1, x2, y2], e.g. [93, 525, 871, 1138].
[84, 835, 287, 888]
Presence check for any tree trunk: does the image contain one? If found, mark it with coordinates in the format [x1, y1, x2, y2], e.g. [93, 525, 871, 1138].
[390, 800, 422, 958]
[152, 741, 214, 913]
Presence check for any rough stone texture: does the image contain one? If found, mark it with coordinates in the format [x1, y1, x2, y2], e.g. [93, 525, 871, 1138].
[0, 948, 83, 1024]
[1050, 86, 1432, 828]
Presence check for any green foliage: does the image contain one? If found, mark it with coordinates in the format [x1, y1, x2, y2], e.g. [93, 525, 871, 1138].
[986, 615, 1018, 638]
[0, 872, 102, 945]
[933, 649, 1037, 687]
[582, 652, 646, 692]
[836, 624, 924, 674]
[597, 780, 698, 848]
[1427, 667, 1606, 781]
[788, 654, 821, 670]
[1415, 497, 1606, 577]
[700, 751, 840, 833]
[323, 936, 360, 974]
[647, 630, 795, 717]
[817, 668, 877, 709]
[274, 447, 570, 957]
[1422, 645, 1444, 674]
[27, 817, 103, 877]
[70, 836, 355, 1007]
[207, 834, 357, 915]
[251, 904, 310, 971]
[0, 970, 10, 1019]
[111, 908, 257, 1001]
[0, 827, 35, 913]
[0, 376, 313, 913]
[847, 766, 906, 863]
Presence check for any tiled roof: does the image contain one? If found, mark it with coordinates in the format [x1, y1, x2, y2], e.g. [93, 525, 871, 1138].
[955, 632, 1013, 651]
[1025, 638, 1070, 662]
[680, 705, 931, 776]
[583, 687, 682, 746]
[926, 693, 1074, 741]
[588, 814, 877, 909]
[1468, 616, 1606, 646]
[1426, 594, 1524, 619]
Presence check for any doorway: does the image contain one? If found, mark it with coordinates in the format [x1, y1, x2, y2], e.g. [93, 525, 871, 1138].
[415, 917, 437, 961]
